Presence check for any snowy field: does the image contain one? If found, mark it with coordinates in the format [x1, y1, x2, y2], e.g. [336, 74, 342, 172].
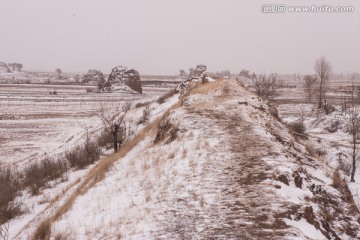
[2, 75, 360, 239]
[0, 74, 178, 168]
[0, 73, 180, 238]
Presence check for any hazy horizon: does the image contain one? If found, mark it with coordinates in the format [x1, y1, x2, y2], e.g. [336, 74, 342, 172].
[0, 0, 359, 75]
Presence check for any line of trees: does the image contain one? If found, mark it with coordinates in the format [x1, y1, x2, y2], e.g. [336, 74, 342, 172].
[299, 57, 333, 110]
[302, 57, 359, 183]
[8, 63, 23, 72]
[314, 56, 332, 109]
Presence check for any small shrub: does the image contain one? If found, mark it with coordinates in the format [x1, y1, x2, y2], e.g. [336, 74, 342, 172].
[287, 121, 306, 135]
[24, 158, 68, 195]
[324, 102, 335, 115]
[96, 130, 113, 149]
[315, 148, 326, 157]
[33, 220, 51, 240]
[154, 116, 179, 144]
[135, 101, 151, 108]
[237, 79, 245, 88]
[339, 158, 351, 176]
[157, 89, 176, 104]
[305, 143, 317, 158]
[222, 85, 230, 95]
[66, 141, 100, 169]
[332, 170, 346, 190]
[137, 106, 150, 125]
[0, 169, 21, 225]
[320, 207, 334, 222]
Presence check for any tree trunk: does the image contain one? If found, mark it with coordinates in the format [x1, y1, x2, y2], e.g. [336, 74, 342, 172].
[113, 124, 119, 153]
[318, 80, 323, 109]
[351, 140, 356, 182]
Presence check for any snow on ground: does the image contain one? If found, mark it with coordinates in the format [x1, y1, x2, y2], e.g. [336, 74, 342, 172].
[8, 167, 91, 239]
[0, 84, 159, 168]
[1, 82, 174, 238]
[284, 218, 326, 240]
[278, 100, 360, 212]
[42, 79, 360, 239]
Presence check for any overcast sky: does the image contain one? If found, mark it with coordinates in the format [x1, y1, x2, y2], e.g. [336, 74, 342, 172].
[0, 0, 359, 75]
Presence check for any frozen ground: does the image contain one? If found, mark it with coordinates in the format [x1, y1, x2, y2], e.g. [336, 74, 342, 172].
[0, 83, 160, 168]
[2, 75, 360, 239]
[15, 79, 358, 239]
[0, 77, 175, 238]
[277, 98, 360, 222]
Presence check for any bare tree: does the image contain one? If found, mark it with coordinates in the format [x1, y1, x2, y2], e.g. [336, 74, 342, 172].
[254, 74, 281, 99]
[345, 80, 360, 182]
[98, 102, 131, 153]
[251, 72, 257, 80]
[314, 57, 332, 109]
[7, 63, 22, 72]
[17, 64, 23, 71]
[188, 68, 194, 77]
[81, 69, 106, 91]
[55, 68, 62, 79]
[179, 69, 187, 78]
[239, 69, 250, 78]
[303, 75, 317, 103]
[8, 63, 14, 72]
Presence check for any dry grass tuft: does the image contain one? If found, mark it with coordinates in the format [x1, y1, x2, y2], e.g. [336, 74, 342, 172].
[287, 121, 306, 135]
[182, 147, 187, 158]
[157, 89, 177, 104]
[33, 219, 51, 240]
[190, 79, 223, 95]
[25, 158, 68, 195]
[305, 142, 317, 158]
[332, 170, 346, 190]
[137, 106, 151, 125]
[135, 101, 151, 108]
[168, 151, 176, 159]
[0, 168, 21, 225]
[154, 113, 179, 145]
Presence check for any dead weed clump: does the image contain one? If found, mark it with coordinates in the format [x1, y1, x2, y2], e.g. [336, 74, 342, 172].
[65, 141, 100, 169]
[0, 168, 22, 225]
[134, 101, 151, 108]
[191, 79, 222, 95]
[137, 106, 150, 125]
[305, 143, 317, 158]
[154, 113, 179, 144]
[338, 156, 351, 176]
[33, 219, 51, 240]
[332, 170, 346, 190]
[287, 121, 306, 135]
[96, 130, 113, 149]
[24, 158, 68, 195]
[157, 89, 176, 104]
